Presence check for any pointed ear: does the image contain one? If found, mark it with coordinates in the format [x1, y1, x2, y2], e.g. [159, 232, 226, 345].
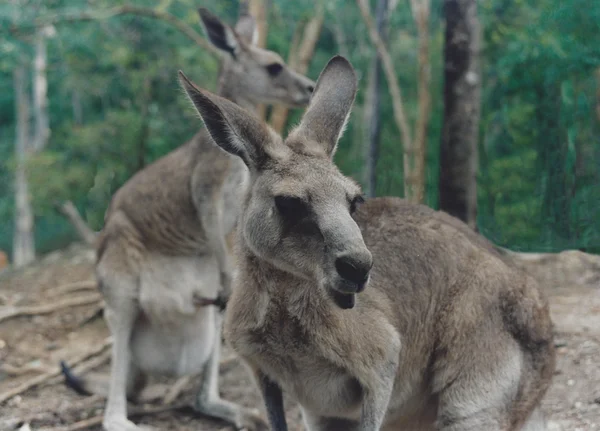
[289, 55, 358, 158]
[235, 15, 258, 46]
[178, 71, 273, 170]
[198, 8, 239, 57]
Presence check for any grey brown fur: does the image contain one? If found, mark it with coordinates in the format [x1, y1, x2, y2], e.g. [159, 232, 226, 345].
[180, 55, 555, 431]
[65, 8, 315, 431]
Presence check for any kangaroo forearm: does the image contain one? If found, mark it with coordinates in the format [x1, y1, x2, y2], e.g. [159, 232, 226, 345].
[257, 370, 288, 431]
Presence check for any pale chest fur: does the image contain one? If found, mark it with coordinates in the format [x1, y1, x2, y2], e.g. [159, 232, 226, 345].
[226, 289, 390, 420]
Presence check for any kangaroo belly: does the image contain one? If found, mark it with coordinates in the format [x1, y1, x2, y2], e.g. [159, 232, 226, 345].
[132, 253, 220, 376]
[131, 309, 216, 376]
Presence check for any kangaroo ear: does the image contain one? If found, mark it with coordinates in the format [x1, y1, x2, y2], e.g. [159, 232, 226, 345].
[235, 15, 258, 46]
[198, 8, 240, 57]
[178, 71, 275, 171]
[287, 56, 358, 158]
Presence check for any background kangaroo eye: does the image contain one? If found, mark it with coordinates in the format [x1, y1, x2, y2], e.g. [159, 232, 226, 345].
[275, 195, 308, 220]
[266, 63, 284, 76]
[350, 195, 365, 214]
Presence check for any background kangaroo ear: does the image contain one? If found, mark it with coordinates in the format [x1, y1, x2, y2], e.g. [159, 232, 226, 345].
[288, 55, 358, 158]
[198, 8, 240, 57]
[235, 15, 259, 46]
[178, 70, 274, 171]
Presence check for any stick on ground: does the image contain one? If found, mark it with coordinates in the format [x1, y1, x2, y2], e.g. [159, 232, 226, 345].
[0, 293, 102, 324]
[39, 402, 188, 431]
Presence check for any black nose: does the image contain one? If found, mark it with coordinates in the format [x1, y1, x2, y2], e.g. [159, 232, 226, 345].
[306, 84, 315, 93]
[335, 255, 372, 286]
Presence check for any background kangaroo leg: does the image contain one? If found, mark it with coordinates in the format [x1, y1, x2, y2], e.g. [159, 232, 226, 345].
[102, 300, 151, 431]
[193, 313, 267, 430]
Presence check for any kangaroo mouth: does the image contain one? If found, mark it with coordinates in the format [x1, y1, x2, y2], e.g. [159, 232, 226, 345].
[329, 288, 355, 309]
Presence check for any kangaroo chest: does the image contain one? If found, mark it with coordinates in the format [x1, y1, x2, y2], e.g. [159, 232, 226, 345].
[229, 303, 365, 419]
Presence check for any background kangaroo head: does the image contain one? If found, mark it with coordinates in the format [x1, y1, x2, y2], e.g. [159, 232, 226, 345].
[198, 8, 315, 108]
[180, 56, 373, 309]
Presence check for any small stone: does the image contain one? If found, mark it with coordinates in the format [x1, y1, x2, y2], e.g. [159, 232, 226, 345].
[575, 401, 582, 409]
[547, 420, 563, 431]
[567, 379, 575, 386]
[0, 339, 6, 349]
[8, 395, 22, 407]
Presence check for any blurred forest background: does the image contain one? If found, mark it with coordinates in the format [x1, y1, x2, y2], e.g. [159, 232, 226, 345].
[0, 0, 599, 267]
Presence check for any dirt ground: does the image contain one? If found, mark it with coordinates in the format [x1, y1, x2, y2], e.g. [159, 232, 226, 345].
[0, 243, 598, 431]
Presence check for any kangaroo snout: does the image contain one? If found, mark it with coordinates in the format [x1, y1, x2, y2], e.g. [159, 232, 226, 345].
[334, 252, 373, 293]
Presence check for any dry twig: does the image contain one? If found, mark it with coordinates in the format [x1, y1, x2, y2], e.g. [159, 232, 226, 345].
[13, 6, 218, 56]
[0, 293, 101, 324]
[162, 376, 191, 405]
[54, 201, 97, 246]
[40, 402, 187, 431]
[45, 280, 97, 297]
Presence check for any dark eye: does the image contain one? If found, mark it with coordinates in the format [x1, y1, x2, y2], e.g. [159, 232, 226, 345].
[266, 63, 283, 77]
[350, 195, 365, 214]
[275, 195, 309, 220]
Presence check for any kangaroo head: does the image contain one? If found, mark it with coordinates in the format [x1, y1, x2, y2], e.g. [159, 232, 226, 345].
[198, 8, 315, 108]
[180, 56, 371, 310]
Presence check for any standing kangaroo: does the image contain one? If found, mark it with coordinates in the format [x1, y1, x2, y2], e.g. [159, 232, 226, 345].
[179, 55, 555, 431]
[61, 8, 315, 431]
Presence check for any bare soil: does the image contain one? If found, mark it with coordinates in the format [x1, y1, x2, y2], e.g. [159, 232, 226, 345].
[0, 243, 598, 431]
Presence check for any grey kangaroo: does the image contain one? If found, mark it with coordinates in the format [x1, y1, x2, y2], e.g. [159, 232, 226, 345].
[61, 8, 315, 431]
[179, 55, 555, 431]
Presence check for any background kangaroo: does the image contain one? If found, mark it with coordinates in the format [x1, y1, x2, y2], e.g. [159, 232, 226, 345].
[61, 8, 314, 431]
[179, 55, 555, 431]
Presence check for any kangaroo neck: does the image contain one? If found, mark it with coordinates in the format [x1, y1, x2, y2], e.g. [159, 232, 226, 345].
[216, 61, 258, 114]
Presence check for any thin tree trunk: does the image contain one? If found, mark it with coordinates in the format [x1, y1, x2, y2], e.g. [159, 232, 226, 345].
[270, 10, 324, 134]
[332, 21, 349, 59]
[246, 0, 269, 121]
[357, 0, 414, 201]
[410, 0, 431, 203]
[364, 0, 388, 198]
[438, 0, 481, 228]
[136, 77, 151, 171]
[13, 65, 35, 267]
[596, 68, 600, 123]
[72, 89, 83, 125]
[32, 28, 50, 152]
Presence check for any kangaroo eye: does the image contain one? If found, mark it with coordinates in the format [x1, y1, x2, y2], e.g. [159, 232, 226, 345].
[266, 63, 283, 77]
[350, 195, 365, 214]
[275, 195, 309, 220]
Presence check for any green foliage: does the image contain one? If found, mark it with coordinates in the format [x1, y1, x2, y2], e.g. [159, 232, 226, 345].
[0, 0, 598, 256]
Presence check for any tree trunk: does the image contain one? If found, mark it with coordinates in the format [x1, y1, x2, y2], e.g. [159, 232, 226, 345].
[244, 0, 269, 121]
[32, 28, 50, 152]
[357, 0, 413, 201]
[13, 65, 35, 267]
[72, 89, 83, 125]
[364, 0, 388, 198]
[270, 10, 324, 134]
[411, 0, 431, 203]
[438, 0, 481, 228]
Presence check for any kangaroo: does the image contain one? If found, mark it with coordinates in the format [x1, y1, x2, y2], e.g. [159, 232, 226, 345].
[61, 8, 315, 431]
[178, 55, 555, 431]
